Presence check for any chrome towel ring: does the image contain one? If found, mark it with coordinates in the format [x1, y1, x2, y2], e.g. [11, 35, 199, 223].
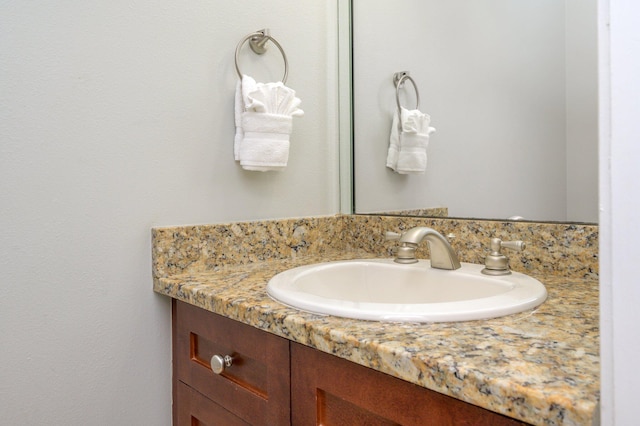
[394, 71, 420, 111]
[235, 29, 289, 84]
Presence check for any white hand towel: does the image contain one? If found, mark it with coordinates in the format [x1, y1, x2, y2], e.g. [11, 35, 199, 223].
[386, 107, 435, 174]
[234, 78, 244, 161]
[386, 109, 402, 171]
[396, 132, 429, 174]
[234, 75, 303, 171]
[240, 112, 292, 171]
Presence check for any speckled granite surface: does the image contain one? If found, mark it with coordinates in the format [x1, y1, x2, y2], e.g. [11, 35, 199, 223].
[370, 207, 449, 217]
[344, 215, 598, 280]
[153, 216, 347, 279]
[152, 215, 599, 426]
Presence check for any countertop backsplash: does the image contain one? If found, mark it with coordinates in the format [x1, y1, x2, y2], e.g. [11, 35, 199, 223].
[153, 214, 598, 281]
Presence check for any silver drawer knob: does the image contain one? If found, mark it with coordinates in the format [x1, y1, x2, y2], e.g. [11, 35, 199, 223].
[210, 354, 233, 374]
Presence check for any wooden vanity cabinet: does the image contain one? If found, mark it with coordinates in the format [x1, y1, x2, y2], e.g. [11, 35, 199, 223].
[173, 300, 528, 426]
[172, 300, 290, 425]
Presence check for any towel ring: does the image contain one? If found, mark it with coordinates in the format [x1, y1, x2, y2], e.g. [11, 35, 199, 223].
[235, 29, 289, 84]
[394, 71, 420, 111]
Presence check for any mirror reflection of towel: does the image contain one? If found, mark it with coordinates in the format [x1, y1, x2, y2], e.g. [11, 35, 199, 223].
[386, 107, 435, 174]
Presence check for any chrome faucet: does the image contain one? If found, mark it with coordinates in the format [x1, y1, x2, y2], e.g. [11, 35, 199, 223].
[387, 227, 461, 270]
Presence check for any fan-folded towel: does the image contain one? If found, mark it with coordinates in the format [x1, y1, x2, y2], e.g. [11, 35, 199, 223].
[386, 107, 435, 174]
[234, 75, 303, 171]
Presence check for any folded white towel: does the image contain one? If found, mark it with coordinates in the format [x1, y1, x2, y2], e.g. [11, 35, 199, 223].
[386, 107, 435, 174]
[234, 79, 244, 161]
[395, 132, 428, 173]
[386, 110, 402, 171]
[234, 75, 303, 171]
[240, 112, 292, 171]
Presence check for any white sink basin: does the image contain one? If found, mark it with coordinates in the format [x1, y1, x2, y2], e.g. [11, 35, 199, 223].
[267, 259, 547, 322]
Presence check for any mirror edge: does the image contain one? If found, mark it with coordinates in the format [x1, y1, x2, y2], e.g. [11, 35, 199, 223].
[338, 0, 354, 214]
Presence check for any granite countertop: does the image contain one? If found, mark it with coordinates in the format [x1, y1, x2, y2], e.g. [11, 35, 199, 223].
[154, 250, 599, 426]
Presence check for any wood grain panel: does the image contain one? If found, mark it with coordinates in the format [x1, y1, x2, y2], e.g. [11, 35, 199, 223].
[291, 342, 528, 426]
[173, 300, 290, 425]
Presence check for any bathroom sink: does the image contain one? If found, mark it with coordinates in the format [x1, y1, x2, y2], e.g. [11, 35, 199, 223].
[267, 259, 547, 322]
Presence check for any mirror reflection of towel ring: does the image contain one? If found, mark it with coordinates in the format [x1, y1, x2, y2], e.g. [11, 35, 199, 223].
[394, 71, 420, 111]
[235, 29, 289, 84]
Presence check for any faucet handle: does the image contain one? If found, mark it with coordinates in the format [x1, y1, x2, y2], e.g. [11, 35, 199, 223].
[482, 238, 525, 276]
[384, 231, 402, 241]
[491, 238, 525, 253]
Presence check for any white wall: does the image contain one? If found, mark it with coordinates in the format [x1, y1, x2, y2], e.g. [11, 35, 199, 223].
[0, 1, 339, 424]
[599, 0, 640, 423]
[353, 0, 598, 223]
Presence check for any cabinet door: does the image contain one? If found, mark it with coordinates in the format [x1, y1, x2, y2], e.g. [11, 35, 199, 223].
[173, 301, 290, 426]
[291, 343, 528, 426]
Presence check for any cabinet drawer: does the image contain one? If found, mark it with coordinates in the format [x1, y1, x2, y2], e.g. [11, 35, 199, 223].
[291, 342, 528, 426]
[175, 381, 249, 426]
[173, 300, 290, 425]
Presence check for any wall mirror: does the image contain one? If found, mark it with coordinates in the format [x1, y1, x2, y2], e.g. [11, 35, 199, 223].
[350, 0, 598, 223]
